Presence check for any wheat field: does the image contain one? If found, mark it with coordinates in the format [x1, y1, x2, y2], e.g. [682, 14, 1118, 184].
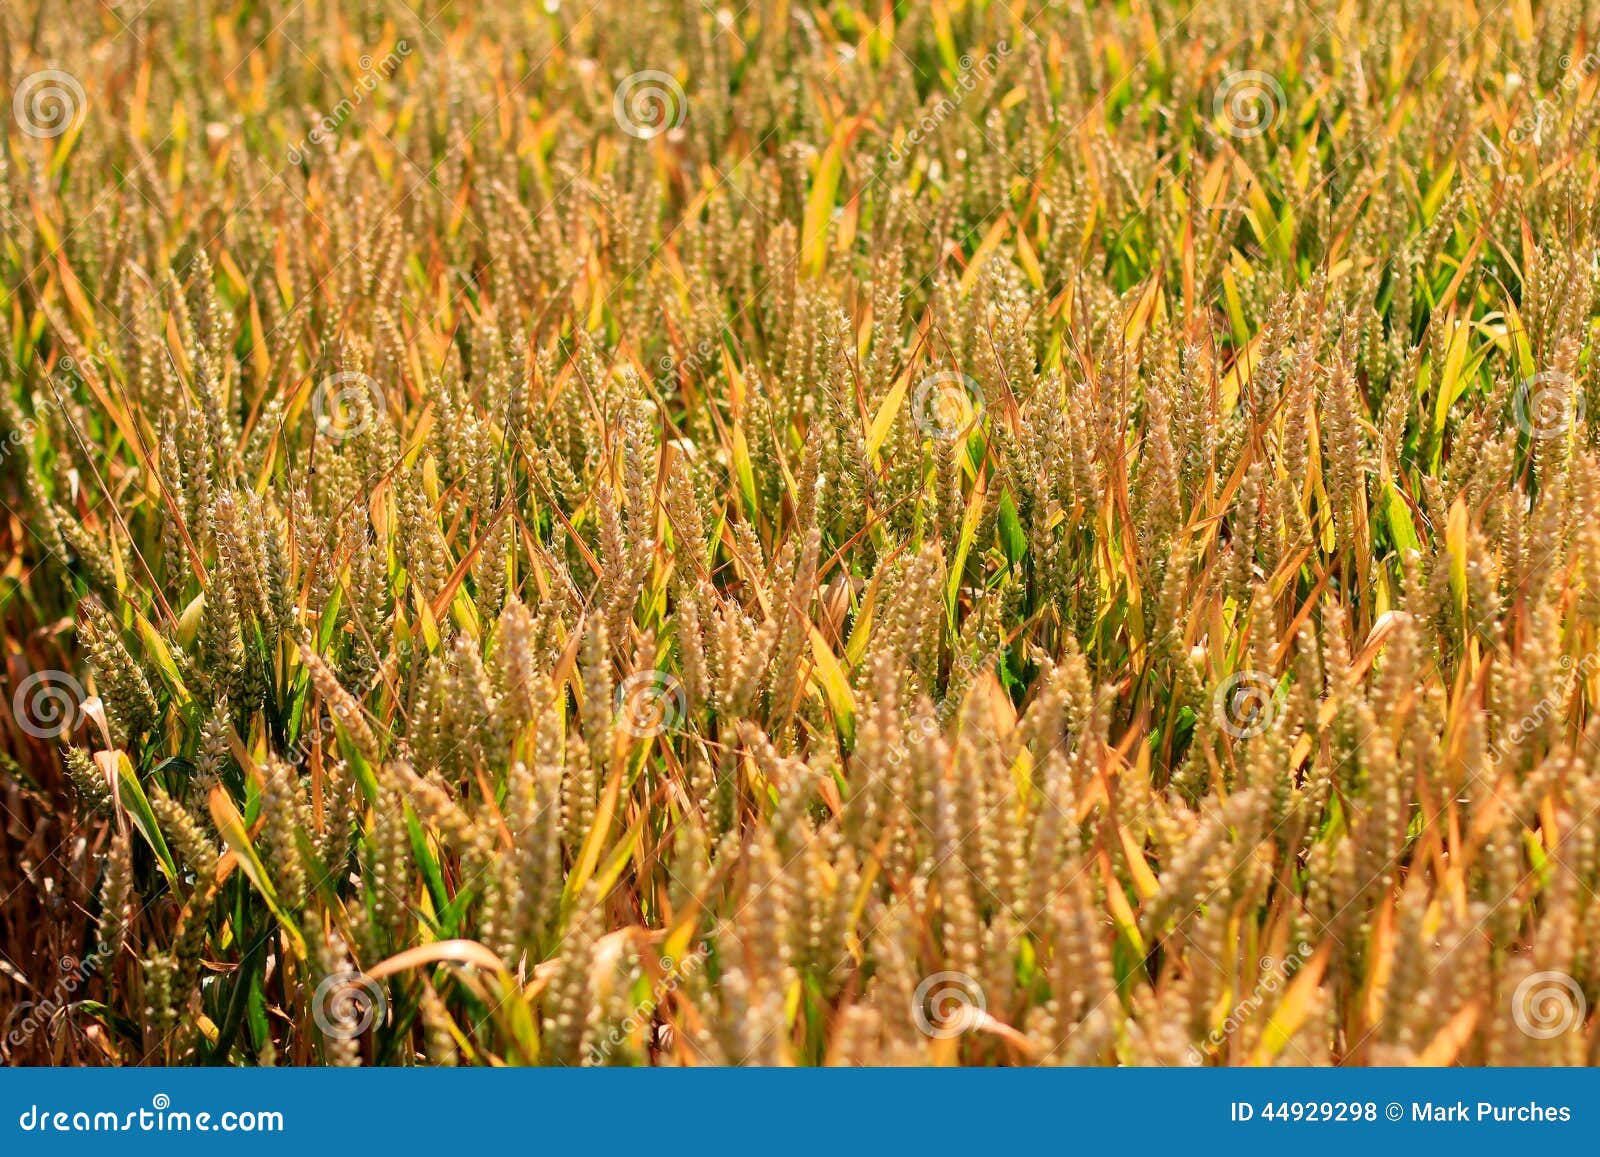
[2, 0, 1600, 1066]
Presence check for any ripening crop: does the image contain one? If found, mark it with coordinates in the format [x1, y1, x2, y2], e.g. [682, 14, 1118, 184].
[3, 0, 1600, 1067]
